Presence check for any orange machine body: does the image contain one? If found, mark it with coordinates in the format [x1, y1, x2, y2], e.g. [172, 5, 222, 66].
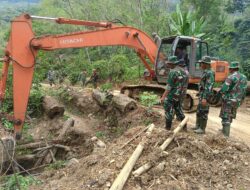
[0, 14, 158, 138]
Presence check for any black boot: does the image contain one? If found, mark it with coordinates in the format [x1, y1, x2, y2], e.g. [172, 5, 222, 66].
[165, 120, 172, 130]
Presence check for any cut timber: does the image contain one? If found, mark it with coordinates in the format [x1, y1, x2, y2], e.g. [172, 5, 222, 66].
[0, 136, 15, 173]
[112, 94, 137, 113]
[43, 96, 65, 119]
[57, 118, 75, 140]
[92, 89, 113, 107]
[132, 117, 189, 177]
[110, 124, 154, 190]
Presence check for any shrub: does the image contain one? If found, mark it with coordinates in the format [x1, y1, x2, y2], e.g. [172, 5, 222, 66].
[139, 92, 159, 107]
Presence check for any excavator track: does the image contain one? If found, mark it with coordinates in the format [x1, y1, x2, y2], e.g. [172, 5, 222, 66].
[121, 84, 199, 112]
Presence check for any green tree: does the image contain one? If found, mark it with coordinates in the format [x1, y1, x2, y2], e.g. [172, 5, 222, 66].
[169, 4, 206, 37]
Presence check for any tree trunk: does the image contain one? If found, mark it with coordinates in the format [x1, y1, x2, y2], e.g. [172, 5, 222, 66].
[43, 96, 65, 119]
[112, 94, 137, 113]
[92, 90, 113, 107]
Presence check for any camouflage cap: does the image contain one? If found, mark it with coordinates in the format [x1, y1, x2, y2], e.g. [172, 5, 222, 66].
[167, 56, 179, 64]
[198, 56, 211, 64]
[229, 61, 239, 69]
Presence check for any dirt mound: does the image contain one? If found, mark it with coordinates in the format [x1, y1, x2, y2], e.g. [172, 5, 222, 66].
[30, 125, 250, 190]
[12, 87, 249, 190]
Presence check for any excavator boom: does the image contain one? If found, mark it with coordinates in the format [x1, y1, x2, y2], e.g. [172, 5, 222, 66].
[0, 14, 158, 138]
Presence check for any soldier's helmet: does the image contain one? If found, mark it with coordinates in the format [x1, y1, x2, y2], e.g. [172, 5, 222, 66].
[198, 56, 211, 64]
[152, 32, 157, 37]
[229, 61, 240, 69]
[166, 56, 179, 65]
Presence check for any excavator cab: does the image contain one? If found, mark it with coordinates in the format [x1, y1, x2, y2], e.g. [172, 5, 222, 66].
[155, 36, 208, 84]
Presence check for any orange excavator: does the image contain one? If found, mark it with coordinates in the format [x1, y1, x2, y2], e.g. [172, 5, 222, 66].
[0, 14, 229, 139]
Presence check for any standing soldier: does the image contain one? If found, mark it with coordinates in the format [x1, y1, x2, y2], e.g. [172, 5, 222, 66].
[160, 56, 188, 130]
[47, 69, 56, 87]
[78, 69, 87, 86]
[193, 56, 215, 134]
[86, 69, 99, 88]
[152, 32, 161, 47]
[218, 61, 247, 137]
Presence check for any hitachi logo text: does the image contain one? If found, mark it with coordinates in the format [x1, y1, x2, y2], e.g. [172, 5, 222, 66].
[60, 38, 83, 44]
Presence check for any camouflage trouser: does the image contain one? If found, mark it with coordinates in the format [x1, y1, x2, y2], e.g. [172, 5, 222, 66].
[81, 77, 86, 86]
[196, 98, 210, 120]
[48, 78, 55, 86]
[164, 99, 185, 121]
[219, 99, 237, 125]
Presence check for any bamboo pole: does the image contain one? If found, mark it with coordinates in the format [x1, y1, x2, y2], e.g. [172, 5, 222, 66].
[132, 117, 189, 177]
[109, 124, 155, 190]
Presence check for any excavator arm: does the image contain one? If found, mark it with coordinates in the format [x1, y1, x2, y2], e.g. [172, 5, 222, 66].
[0, 14, 158, 139]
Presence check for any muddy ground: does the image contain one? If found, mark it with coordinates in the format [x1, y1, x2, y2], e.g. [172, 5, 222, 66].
[7, 87, 250, 190]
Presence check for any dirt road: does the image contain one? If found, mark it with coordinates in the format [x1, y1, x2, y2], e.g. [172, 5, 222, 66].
[153, 98, 250, 146]
[186, 106, 250, 146]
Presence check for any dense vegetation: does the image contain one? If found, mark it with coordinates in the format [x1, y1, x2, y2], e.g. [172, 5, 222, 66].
[0, 0, 249, 115]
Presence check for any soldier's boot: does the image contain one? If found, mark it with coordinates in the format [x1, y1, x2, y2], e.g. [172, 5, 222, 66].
[165, 120, 172, 130]
[191, 117, 201, 130]
[194, 119, 207, 134]
[222, 124, 230, 137]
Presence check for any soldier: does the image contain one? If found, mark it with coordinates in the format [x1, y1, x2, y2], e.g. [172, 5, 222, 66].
[47, 69, 56, 87]
[85, 69, 99, 88]
[193, 56, 215, 134]
[152, 32, 161, 47]
[218, 61, 247, 137]
[78, 69, 87, 86]
[160, 56, 188, 130]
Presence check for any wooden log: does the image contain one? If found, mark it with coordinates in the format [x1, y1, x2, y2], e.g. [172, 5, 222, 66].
[43, 96, 65, 119]
[109, 124, 154, 190]
[57, 118, 75, 140]
[17, 142, 47, 150]
[132, 117, 189, 177]
[0, 136, 15, 173]
[16, 154, 36, 162]
[112, 94, 137, 113]
[92, 89, 113, 107]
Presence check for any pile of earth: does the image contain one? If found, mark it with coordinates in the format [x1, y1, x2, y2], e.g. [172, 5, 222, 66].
[29, 124, 250, 190]
[3, 86, 249, 190]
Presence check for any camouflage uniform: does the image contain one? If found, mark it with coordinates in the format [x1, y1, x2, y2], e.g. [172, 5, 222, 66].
[219, 62, 247, 137]
[163, 56, 188, 130]
[78, 70, 87, 86]
[47, 70, 56, 86]
[86, 69, 99, 88]
[194, 56, 215, 134]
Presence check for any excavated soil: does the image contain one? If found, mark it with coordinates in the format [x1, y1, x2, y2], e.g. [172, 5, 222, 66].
[29, 127, 250, 190]
[24, 88, 250, 190]
[0, 86, 243, 190]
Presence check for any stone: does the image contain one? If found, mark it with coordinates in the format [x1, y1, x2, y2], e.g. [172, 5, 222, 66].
[67, 158, 79, 167]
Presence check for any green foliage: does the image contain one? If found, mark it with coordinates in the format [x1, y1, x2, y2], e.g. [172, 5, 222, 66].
[95, 131, 105, 138]
[1, 118, 12, 130]
[63, 114, 70, 121]
[3, 174, 41, 190]
[27, 83, 44, 117]
[46, 160, 66, 170]
[169, 4, 206, 37]
[100, 83, 113, 92]
[139, 92, 159, 107]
